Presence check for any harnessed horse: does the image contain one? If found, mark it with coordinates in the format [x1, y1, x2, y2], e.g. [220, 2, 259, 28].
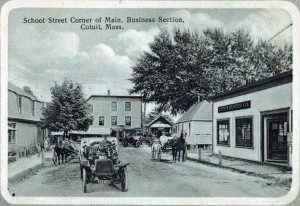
[171, 135, 187, 162]
[54, 138, 76, 165]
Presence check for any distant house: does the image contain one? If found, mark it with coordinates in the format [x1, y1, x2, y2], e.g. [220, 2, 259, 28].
[175, 100, 212, 148]
[145, 115, 173, 138]
[86, 92, 142, 139]
[8, 82, 47, 152]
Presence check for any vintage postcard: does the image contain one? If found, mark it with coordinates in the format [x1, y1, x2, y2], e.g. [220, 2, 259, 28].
[1, 0, 299, 205]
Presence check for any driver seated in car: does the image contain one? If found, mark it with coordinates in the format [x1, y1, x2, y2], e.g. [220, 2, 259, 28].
[159, 132, 169, 147]
[100, 135, 112, 147]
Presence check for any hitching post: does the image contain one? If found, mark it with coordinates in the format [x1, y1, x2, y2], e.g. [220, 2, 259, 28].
[218, 150, 222, 166]
[198, 148, 201, 161]
[41, 148, 45, 165]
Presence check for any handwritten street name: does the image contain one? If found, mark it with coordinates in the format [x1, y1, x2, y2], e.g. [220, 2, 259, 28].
[218, 101, 251, 113]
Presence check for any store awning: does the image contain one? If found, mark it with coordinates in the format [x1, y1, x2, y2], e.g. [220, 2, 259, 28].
[150, 123, 172, 128]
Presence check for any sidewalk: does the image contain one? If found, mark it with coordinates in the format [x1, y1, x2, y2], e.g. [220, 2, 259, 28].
[187, 148, 292, 186]
[8, 150, 53, 179]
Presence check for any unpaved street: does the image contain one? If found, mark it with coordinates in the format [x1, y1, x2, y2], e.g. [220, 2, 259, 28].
[9, 145, 290, 197]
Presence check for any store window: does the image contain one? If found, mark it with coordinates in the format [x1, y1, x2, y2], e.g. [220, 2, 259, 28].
[217, 119, 230, 145]
[111, 116, 117, 126]
[125, 116, 131, 126]
[99, 116, 105, 126]
[8, 123, 16, 144]
[236, 117, 253, 148]
[111, 102, 117, 111]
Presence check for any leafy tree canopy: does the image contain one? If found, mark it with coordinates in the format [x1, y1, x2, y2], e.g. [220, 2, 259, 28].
[129, 27, 292, 115]
[41, 79, 93, 137]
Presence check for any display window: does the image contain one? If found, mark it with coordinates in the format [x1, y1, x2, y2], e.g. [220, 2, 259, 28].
[217, 119, 230, 145]
[236, 117, 253, 148]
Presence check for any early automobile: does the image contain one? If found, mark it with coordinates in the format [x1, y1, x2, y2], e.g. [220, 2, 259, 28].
[79, 137, 129, 193]
[122, 132, 142, 148]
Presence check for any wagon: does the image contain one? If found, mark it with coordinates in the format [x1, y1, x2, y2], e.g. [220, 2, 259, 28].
[151, 138, 187, 162]
[151, 142, 172, 161]
[79, 137, 130, 193]
[52, 139, 80, 165]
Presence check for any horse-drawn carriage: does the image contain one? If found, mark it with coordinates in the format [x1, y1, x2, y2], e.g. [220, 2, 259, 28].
[151, 136, 187, 162]
[79, 137, 129, 193]
[52, 139, 79, 165]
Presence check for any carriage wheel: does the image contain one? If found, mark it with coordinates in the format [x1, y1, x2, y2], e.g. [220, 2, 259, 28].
[122, 140, 128, 147]
[182, 145, 187, 162]
[52, 150, 58, 165]
[135, 141, 141, 148]
[157, 149, 161, 162]
[82, 168, 87, 193]
[120, 168, 128, 192]
[152, 149, 156, 160]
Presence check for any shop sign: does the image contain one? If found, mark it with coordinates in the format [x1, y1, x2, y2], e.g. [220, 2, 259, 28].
[195, 133, 212, 144]
[218, 101, 251, 113]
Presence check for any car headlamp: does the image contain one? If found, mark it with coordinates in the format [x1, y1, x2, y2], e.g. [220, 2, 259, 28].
[114, 165, 119, 171]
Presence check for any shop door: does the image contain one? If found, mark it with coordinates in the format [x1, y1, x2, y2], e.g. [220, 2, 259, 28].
[267, 115, 288, 161]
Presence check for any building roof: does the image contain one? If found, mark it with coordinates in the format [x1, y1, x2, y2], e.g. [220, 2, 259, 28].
[8, 82, 42, 102]
[176, 100, 212, 124]
[146, 115, 173, 127]
[86, 95, 142, 101]
[210, 70, 292, 102]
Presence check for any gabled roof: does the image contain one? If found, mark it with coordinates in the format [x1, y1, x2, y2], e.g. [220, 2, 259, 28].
[176, 100, 212, 124]
[8, 82, 41, 102]
[146, 115, 173, 127]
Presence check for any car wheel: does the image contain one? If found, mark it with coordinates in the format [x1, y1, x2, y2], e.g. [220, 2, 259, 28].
[120, 168, 128, 192]
[122, 140, 128, 147]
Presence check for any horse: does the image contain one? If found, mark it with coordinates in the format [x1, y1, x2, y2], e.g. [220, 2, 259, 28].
[53, 138, 76, 165]
[171, 136, 187, 162]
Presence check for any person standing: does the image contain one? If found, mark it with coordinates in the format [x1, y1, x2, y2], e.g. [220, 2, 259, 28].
[159, 132, 168, 146]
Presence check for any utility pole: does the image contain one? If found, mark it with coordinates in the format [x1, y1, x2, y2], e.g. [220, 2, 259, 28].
[267, 23, 292, 43]
[143, 101, 146, 134]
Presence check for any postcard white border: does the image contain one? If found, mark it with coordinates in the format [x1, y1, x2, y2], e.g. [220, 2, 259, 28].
[1, 0, 300, 205]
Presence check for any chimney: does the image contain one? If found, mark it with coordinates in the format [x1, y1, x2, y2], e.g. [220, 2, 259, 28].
[107, 90, 110, 96]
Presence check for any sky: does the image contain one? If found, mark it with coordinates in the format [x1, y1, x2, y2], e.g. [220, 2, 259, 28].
[8, 8, 292, 117]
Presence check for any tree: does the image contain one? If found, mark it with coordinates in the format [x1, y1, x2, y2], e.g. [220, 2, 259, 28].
[130, 27, 292, 115]
[23, 86, 36, 98]
[41, 79, 93, 138]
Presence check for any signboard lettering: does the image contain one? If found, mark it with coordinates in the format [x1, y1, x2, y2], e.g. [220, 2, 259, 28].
[218, 101, 251, 113]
